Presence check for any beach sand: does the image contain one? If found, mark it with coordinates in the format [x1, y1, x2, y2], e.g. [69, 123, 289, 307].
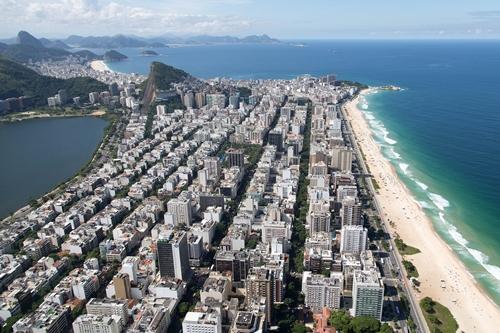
[344, 90, 500, 333]
[90, 60, 111, 72]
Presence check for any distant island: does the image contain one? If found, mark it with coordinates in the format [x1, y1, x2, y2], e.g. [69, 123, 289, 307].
[103, 50, 128, 62]
[141, 50, 159, 56]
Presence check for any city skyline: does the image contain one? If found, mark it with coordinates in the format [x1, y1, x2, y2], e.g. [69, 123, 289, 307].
[1, 0, 500, 39]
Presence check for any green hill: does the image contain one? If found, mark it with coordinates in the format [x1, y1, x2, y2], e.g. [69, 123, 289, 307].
[103, 50, 128, 62]
[1, 43, 71, 63]
[0, 56, 107, 106]
[145, 61, 190, 90]
[140, 61, 191, 113]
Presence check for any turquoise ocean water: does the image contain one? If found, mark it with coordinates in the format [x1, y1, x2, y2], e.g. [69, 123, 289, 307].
[103, 40, 500, 303]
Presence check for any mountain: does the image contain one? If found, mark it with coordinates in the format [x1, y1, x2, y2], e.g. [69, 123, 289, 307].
[17, 31, 44, 48]
[157, 33, 282, 45]
[73, 50, 101, 61]
[63, 33, 280, 47]
[141, 61, 191, 113]
[0, 31, 73, 63]
[240, 34, 280, 43]
[103, 50, 127, 62]
[145, 61, 190, 90]
[0, 56, 107, 106]
[65, 34, 166, 48]
[39, 38, 71, 50]
[1, 44, 71, 63]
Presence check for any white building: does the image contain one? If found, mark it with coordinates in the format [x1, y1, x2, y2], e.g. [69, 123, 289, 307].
[167, 197, 193, 226]
[302, 271, 343, 313]
[86, 298, 128, 326]
[340, 225, 367, 254]
[72, 314, 123, 333]
[120, 256, 139, 284]
[182, 311, 222, 333]
[262, 220, 291, 244]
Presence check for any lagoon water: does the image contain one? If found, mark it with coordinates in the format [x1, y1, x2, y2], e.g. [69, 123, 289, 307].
[105, 40, 500, 303]
[0, 117, 108, 219]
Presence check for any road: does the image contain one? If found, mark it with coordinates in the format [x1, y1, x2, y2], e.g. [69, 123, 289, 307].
[340, 101, 429, 333]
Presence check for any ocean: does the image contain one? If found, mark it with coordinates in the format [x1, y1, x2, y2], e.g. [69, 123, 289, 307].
[0, 117, 108, 219]
[105, 40, 500, 304]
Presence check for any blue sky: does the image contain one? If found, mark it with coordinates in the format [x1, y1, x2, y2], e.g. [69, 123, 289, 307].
[1, 0, 500, 39]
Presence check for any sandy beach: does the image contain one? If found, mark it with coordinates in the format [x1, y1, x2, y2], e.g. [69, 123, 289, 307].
[344, 90, 500, 333]
[90, 60, 112, 72]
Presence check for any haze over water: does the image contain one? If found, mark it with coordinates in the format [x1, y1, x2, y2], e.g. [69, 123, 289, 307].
[106, 40, 500, 303]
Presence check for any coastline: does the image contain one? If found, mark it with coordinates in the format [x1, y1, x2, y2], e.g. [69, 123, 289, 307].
[345, 90, 500, 332]
[0, 110, 107, 123]
[90, 59, 113, 72]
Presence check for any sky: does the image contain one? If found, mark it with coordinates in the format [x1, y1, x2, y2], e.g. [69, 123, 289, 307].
[1, 0, 500, 39]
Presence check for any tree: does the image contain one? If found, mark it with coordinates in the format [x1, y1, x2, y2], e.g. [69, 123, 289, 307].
[379, 323, 395, 333]
[421, 297, 435, 314]
[350, 316, 381, 333]
[178, 302, 190, 316]
[329, 309, 351, 332]
[429, 316, 441, 325]
[291, 322, 307, 333]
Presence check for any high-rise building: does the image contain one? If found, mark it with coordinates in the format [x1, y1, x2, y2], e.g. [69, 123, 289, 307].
[183, 311, 222, 333]
[310, 211, 331, 234]
[245, 267, 274, 321]
[157, 231, 191, 281]
[262, 219, 291, 244]
[89, 92, 100, 105]
[204, 157, 221, 180]
[58, 89, 68, 105]
[188, 234, 203, 266]
[352, 270, 384, 320]
[86, 298, 128, 326]
[184, 91, 195, 108]
[336, 185, 358, 203]
[167, 197, 193, 226]
[226, 148, 244, 168]
[214, 250, 249, 282]
[109, 82, 119, 96]
[206, 94, 226, 109]
[331, 146, 353, 172]
[120, 256, 139, 284]
[229, 94, 240, 108]
[268, 128, 284, 151]
[340, 197, 362, 227]
[195, 92, 206, 108]
[72, 315, 123, 333]
[302, 271, 343, 313]
[340, 225, 367, 254]
[113, 272, 132, 300]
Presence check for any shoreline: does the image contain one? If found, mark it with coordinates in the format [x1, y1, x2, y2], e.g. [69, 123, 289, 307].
[90, 59, 113, 72]
[0, 110, 107, 123]
[345, 89, 500, 332]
